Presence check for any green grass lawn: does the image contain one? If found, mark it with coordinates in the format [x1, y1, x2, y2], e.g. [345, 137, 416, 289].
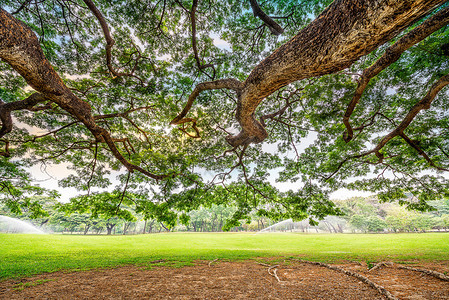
[1, 232, 448, 280]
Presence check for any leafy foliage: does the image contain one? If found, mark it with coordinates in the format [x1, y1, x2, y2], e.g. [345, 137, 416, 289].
[0, 159, 58, 217]
[0, 0, 448, 228]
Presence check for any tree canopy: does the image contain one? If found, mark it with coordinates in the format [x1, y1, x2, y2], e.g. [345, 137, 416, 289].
[0, 0, 449, 225]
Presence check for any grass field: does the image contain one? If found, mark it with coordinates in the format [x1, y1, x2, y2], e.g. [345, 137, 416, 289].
[1, 232, 448, 280]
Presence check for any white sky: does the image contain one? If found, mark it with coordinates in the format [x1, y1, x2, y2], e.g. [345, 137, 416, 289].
[28, 160, 373, 203]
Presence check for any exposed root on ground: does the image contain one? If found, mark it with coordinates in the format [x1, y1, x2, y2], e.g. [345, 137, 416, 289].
[208, 258, 219, 267]
[267, 265, 281, 282]
[256, 262, 282, 282]
[293, 260, 398, 300]
[350, 260, 364, 266]
[398, 265, 449, 282]
[368, 262, 394, 272]
[366, 261, 449, 282]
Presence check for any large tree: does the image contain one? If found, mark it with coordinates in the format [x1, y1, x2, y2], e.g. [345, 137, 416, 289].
[0, 0, 449, 224]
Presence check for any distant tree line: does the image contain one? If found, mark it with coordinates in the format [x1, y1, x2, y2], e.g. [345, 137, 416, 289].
[1, 195, 448, 234]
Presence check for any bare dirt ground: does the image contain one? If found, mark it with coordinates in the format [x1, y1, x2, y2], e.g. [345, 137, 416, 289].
[1, 260, 448, 299]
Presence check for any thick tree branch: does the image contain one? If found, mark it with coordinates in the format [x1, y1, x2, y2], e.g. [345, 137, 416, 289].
[227, 0, 446, 147]
[0, 93, 48, 138]
[343, 6, 449, 142]
[249, 0, 284, 36]
[0, 8, 167, 180]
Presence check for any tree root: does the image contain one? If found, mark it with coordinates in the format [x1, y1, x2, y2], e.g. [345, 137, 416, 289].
[398, 265, 449, 282]
[256, 262, 282, 282]
[368, 262, 393, 272]
[366, 261, 449, 282]
[208, 258, 219, 267]
[294, 260, 398, 300]
[349, 260, 364, 266]
[267, 265, 281, 282]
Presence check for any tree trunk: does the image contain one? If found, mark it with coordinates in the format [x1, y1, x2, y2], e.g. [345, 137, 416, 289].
[328, 222, 338, 233]
[324, 222, 333, 233]
[106, 224, 115, 235]
[337, 224, 344, 233]
[160, 222, 170, 232]
[147, 220, 155, 233]
[123, 222, 133, 235]
[143, 220, 147, 234]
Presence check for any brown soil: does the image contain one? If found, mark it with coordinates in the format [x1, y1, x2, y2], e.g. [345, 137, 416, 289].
[1, 260, 448, 299]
